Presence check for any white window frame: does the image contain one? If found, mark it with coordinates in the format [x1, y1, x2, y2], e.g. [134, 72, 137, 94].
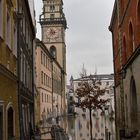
[13, 23, 17, 57]
[6, 5, 11, 49]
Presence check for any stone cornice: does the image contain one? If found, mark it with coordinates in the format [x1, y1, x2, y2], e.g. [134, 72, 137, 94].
[123, 46, 140, 70]
[0, 64, 17, 81]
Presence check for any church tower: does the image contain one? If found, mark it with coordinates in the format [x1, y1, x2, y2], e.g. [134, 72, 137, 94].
[39, 0, 67, 118]
[40, 0, 67, 70]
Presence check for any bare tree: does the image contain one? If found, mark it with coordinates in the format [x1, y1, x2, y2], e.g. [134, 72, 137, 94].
[75, 68, 109, 140]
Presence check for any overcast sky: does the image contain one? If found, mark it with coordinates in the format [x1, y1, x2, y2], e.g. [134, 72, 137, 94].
[34, 0, 115, 82]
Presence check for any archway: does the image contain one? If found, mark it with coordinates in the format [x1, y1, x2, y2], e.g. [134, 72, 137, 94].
[130, 77, 137, 130]
[7, 107, 14, 140]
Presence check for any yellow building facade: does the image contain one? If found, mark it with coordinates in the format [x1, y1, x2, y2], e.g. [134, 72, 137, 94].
[0, 0, 20, 139]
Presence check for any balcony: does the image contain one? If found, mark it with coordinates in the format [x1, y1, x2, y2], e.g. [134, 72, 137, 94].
[39, 16, 67, 29]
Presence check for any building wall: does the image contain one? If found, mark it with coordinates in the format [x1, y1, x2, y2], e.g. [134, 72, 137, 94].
[110, 0, 140, 139]
[71, 75, 115, 140]
[0, 0, 19, 139]
[35, 41, 53, 125]
[39, 0, 67, 117]
[35, 38, 67, 136]
[17, 0, 35, 139]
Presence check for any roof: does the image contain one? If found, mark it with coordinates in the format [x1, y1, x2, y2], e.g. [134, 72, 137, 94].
[109, 0, 117, 32]
[73, 74, 114, 81]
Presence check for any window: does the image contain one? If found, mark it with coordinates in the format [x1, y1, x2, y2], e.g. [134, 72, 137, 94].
[42, 93, 44, 102]
[20, 49, 23, 81]
[47, 95, 48, 102]
[129, 22, 135, 52]
[106, 81, 109, 86]
[50, 14, 55, 19]
[44, 73, 45, 85]
[13, 24, 17, 56]
[0, 0, 3, 37]
[26, 22, 28, 44]
[22, 104, 26, 134]
[50, 5, 55, 11]
[6, 8, 11, 48]
[45, 94, 46, 102]
[41, 71, 43, 84]
[23, 55, 26, 84]
[123, 36, 127, 63]
[45, 56, 47, 67]
[137, 0, 140, 23]
[43, 54, 45, 66]
[50, 46, 56, 58]
[23, 13, 25, 36]
[41, 51, 43, 64]
[78, 82, 81, 86]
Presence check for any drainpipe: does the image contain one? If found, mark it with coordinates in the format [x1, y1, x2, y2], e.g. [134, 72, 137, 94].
[32, 39, 35, 134]
[17, 4, 23, 139]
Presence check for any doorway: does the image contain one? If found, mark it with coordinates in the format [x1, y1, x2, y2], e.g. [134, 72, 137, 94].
[7, 107, 14, 140]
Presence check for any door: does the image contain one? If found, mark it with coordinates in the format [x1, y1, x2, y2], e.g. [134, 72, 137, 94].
[7, 107, 14, 140]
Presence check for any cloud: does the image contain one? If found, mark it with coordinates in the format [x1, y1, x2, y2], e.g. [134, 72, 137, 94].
[34, 0, 115, 82]
[64, 0, 114, 80]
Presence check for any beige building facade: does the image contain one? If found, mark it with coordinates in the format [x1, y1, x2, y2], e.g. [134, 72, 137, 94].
[68, 74, 115, 140]
[35, 39, 53, 125]
[38, 0, 67, 119]
[35, 38, 66, 128]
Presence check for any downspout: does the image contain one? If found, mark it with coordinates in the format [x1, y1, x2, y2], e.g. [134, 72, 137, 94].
[32, 39, 35, 133]
[17, 5, 22, 140]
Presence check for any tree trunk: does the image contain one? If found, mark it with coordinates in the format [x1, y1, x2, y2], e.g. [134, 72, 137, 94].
[89, 108, 93, 140]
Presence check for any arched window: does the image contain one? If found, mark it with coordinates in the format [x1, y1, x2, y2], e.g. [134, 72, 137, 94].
[7, 107, 14, 140]
[130, 77, 138, 131]
[129, 22, 135, 52]
[123, 36, 127, 63]
[137, 0, 140, 23]
[50, 46, 57, 58]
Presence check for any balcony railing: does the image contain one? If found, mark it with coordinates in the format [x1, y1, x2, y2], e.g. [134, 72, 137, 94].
[39, 16, 67, 28]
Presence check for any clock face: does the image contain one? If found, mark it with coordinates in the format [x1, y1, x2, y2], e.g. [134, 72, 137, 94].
[46, 27, 59, 40]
